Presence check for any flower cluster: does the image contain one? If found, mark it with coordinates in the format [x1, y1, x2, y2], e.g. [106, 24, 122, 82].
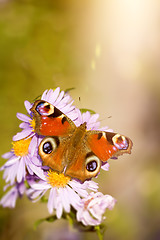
[0, 88, 116, 227]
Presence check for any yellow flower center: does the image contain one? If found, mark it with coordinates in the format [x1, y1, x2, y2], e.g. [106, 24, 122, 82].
[46, 170, 70, 188]
[30, 119, 36, 130]
[12, 138, 31, 157]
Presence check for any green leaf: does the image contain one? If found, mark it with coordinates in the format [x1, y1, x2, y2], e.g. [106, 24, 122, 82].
[46, 215, 57, 222]
[64, 87, 75, 93]
[80, 108, 96, 114]
[24, 180, 30, 189]
[34, 218, 45, 230]
[32, 94, 42, 102]
[41, 195, 48, 203]
[34, 215, 57, 230]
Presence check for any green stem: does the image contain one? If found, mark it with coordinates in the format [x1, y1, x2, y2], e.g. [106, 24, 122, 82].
[95, 226, 104, 240]
[66, 213, 74, 229]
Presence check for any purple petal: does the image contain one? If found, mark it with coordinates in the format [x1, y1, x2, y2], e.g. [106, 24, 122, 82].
[98, 126, 109, 131]
[43, 89, 53, 102]
[2, 156, 19, 168]
[41, 89, 48, 100]
[56, 200, 63, 219]
[56, 95, 71, 108]
[48, 88, 60, 104]
[101, 162, 110, 171]
[16, 113, 31, 122]
[3, 183, 10, 192]
[89, 205, 102, 221]
[59, 102, 74, 114]
[13, 129, 32, 141]
[72, 185, 88, 198]
[89, 113, 99, 123]
[59, 188, 70, 213]
[28, 135, 38, 156]
[17, 158, 25, 182]
[84, 211, 99, 226]
[28, 189, 47, 202]
[46, 89, 54, 101]
[25, 157, 34, 175]
[29, 164, 46, 180]
[53, 90, 64, 105]
[0, 186, 18, 208]
[30, 156, 42, 167]
[65, 185, 81, 210]
[19, 122, 30, 129]
[104, 195, 116, 210]
[19, 183, 26, 195]
[30, 181, 50, 190]
[24, 100, 32, 114]
[48, 188, 56, 214]
[4, 162, 19, 185]
[2, 152, 13, 159]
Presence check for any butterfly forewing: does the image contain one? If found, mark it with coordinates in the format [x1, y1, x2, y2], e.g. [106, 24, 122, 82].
[31, 100, 76, 136]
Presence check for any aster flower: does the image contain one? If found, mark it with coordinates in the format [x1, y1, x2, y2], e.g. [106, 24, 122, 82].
[0, 181, 26, 208]
[0, 87, 120, 238]
[0, 137, 41, 184]
[76, 192, 116, 226]
[27, 168, 98, 219]
[75, 108, 113, 132]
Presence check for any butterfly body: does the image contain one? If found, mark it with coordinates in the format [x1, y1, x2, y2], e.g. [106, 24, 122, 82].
[31, 100, 132, 182]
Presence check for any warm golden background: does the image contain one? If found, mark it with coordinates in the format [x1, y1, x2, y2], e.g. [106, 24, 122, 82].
[0, 1, 160, 240]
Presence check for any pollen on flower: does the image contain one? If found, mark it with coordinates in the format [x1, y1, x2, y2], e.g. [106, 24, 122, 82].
[46, 170, 70, 188]
[12, 138, 31, 156]
[30, 119, 36, 130]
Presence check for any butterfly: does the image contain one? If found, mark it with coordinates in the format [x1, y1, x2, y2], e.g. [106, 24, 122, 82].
[31, 100, 133, 182]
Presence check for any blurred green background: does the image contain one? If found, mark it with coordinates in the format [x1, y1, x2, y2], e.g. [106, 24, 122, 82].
[0, 0, 160, 239]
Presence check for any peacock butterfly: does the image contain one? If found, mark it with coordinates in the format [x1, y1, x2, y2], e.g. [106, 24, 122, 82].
[31, 100, 133, 182]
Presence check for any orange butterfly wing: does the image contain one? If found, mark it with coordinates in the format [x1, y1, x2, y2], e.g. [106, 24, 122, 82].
[86, 131, 133, 162]
[38, 135, 71, 173]
[31, 100, 76, 136]
[64, 130, 132, 182]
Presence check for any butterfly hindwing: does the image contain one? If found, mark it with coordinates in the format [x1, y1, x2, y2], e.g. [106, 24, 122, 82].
[64, 141, 102, 182]
[38, 135, 71, 173]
